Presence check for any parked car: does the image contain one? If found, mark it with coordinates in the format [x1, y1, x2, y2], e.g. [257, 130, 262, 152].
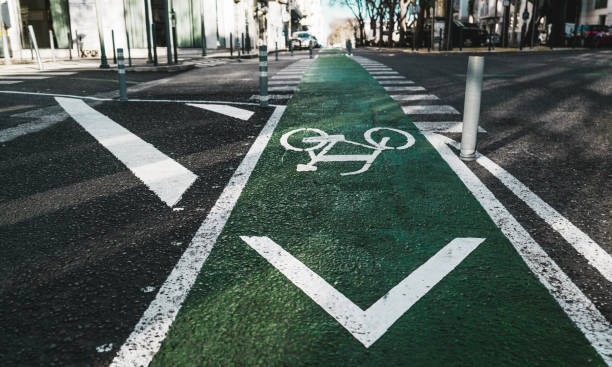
[290, 32, 321, 49]
[580, 24, 612, 47]
[451, 20, 488, 47]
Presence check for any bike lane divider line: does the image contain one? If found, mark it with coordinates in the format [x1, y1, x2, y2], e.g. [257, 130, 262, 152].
[144, 55, 605, 366]
[110, 105, 287, 367]
[55, 97, 197, 207]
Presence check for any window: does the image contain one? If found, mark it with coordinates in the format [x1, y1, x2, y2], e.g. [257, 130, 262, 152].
[595, 0, 607, 9]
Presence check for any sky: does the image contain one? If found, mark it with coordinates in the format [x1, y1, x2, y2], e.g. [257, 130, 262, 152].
[320, 0, 355, 43]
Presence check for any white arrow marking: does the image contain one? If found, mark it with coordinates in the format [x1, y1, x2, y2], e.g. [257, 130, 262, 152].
[187, 103, 254, 121]
[241, 236, 485, 348]
[56, 97, 197, 207]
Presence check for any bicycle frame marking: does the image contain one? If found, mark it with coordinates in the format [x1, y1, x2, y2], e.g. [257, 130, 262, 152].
[280, 127, 415, 176]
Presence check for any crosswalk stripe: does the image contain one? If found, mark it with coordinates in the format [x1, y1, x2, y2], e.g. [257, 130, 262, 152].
[269, 80, 300, 85]
[369, 71, 399, 75]
[249, 94, 293, 101]
[56, 97, 197, 207]
[378, 80, 415, 85]
[375, 76, 407, 80]
[384, 86, 426, 92]
[391, 94, 439, 101]
[269, 86, 298, 92]
[402, 105, 460, 114]
[272, 75, 302, 80]
[0, 81, 22, 84]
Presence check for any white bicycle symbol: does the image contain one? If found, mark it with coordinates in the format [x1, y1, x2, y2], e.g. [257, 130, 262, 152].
[280, 127, 415, 176]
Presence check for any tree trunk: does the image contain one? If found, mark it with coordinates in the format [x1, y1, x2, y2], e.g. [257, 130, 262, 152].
[550, 0, 567, 46]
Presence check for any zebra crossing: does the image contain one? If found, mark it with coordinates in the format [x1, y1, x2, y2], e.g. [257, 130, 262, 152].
[353, 56, 472, 133]
[193, 59, 230, 68]
[0, 73, 76, 85]
[249, 57, 315, 104]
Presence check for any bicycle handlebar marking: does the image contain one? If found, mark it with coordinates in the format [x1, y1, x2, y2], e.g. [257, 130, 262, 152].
[280, 127, 415, 176]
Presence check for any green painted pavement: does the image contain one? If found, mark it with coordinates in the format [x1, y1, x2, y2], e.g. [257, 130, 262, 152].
[151, 55, 604, 366]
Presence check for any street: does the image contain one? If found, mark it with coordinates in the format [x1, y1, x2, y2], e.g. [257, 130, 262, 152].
[1, 49, 611, 366]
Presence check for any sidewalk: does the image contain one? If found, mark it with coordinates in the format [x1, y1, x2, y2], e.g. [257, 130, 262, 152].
[363, 45, 588, 54]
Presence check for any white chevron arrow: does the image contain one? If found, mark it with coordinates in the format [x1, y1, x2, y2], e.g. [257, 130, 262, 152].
[241, 236, 485, 347]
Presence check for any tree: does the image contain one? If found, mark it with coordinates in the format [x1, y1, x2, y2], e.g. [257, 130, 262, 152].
[331, 0, 367, 45]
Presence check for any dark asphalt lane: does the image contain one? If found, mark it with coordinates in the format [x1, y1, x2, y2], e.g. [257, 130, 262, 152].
[356, 49, 612, 322]
[0, 97, 274, 366]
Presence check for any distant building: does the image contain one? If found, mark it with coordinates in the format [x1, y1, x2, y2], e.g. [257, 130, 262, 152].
[580, 0, 611, 25]
[0, 0, 324, 60]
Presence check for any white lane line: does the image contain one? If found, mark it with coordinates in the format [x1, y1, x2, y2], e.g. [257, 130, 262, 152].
[384, 86, 426, 91]
[187, 103, 254, 121]
[56, 97, 197, 207]
[375, 76, 408, 80]
[402, 105, 460, 114]
[242, 236, 484, 348]
[370, 71, 400, 75]
[272, 75, 302, 80]
[442, 140, 612, 283]
[391, 94, 439, 101]
[0, 81, 22, 84]
[0, 76, 50, 80]
[364, 67, 393, 71]
[110, 105, 287, 367]
[269, 80, 300, 85]
[269, 86, 298, 92]
[378, 80, 415, 85]
[276, 72, 305, 75]
[249, 94, 293, 101]
[413, 121, 487, 133]
[425, 133, 612, 365]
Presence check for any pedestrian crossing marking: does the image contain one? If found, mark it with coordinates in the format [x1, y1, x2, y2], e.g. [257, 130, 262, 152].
[402, 105, 460, 114]
[384, 86, 426, 91]
[187, 103, 254, 121]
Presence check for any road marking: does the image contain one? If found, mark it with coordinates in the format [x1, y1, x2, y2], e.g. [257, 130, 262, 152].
[454, 73, 518, 78]
[378, 80, 415, 85]
[425, 133, 612, 365]
[269, 80, 300, 85]
[249, 94, 293, 101]
[56, 97, 197, 207]
[391, 94, 439, 101]
[384, 86, 426, 91]
[0, 76, 50, 80]
[110, 105, 287, 367]
[364, 67, 393, 71]
[452, 143, 612, 283]
[187, 103, 254, 121]
[271, 75, 302, 80]
[242, 236, 485, 348]
[369, 71, 399, 75]
[402, 105, 460, 114]
[276, 72, 305, 75]
[0, 81, 22, 84]
[280, 127, 415, 176]
[413, 121, 487, 133]
[375, 76, 409, 80]
[269, 86, 298, 92]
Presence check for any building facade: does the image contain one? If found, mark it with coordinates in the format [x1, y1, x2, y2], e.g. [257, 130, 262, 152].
[580, 0, 611, 25]
[0, 0, 323, 60]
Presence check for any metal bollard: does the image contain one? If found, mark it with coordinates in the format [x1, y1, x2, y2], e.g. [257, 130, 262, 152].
[438, 28, 442, 51]
[230, 33, 233, 57]
[68, 32, 72, 60]
[259, 45, 268, 107]
[28, 25, 43, 70]
[152, 24, 158, 66]
[459, 28, 463, 51]
[126, 31, 133, 67]
[460, 56, 485, 161]
[75, 30, 80, 59]
[275, 41, 278, 61]
[117, 48, 128, 101]
[49, 30, 56, 62]
[411, 31, 415, 51]
[290, 41, 293, 56]
[112, 30, 117, 64]
[237, 39, 241, 62]
[309, 40, 313, 59]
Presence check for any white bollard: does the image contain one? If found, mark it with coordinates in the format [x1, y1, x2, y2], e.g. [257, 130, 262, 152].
[49, 30, 56, 62]
[1, 17, 10, 65]
[28, 25, 43, 70]
[460, 56, 484, 161]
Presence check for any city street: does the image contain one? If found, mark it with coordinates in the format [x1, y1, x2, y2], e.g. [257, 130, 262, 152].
[1, 48, 611, 366]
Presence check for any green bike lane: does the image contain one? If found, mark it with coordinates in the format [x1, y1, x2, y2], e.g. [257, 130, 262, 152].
[140, 55, 604, 365]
